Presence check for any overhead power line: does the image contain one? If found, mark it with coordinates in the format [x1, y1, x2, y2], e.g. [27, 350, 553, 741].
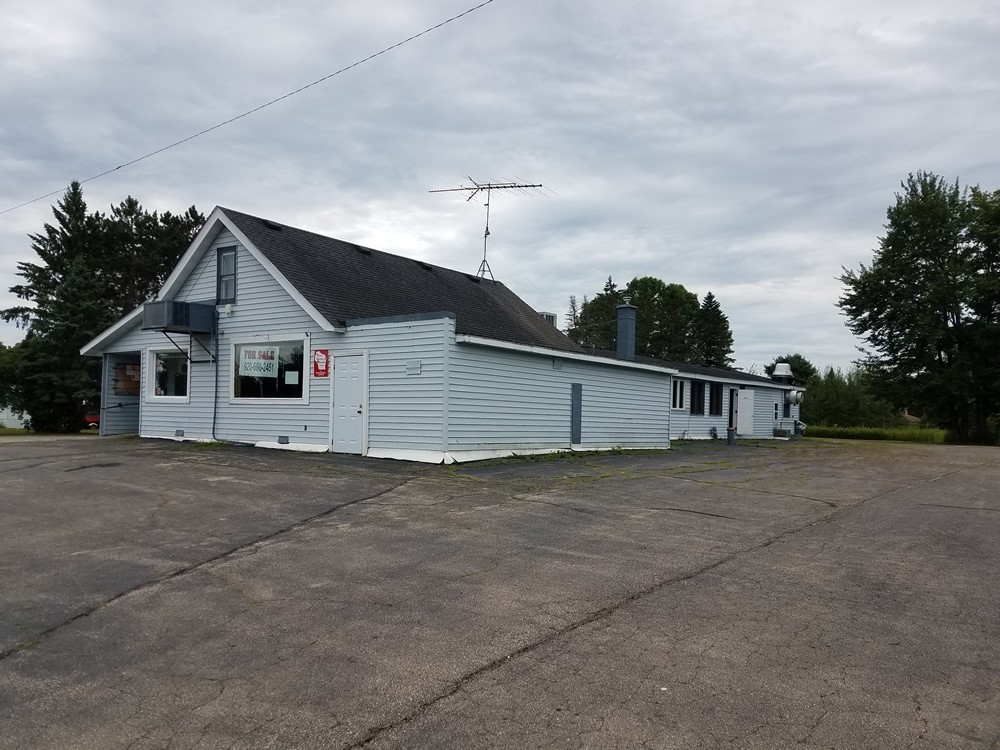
[0, 0, 497, 218]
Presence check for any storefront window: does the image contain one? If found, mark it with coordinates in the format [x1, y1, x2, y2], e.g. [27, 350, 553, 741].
[233, 341, 304, 399]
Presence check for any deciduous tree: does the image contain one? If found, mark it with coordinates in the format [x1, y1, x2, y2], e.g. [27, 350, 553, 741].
[839, 171, 999, 442]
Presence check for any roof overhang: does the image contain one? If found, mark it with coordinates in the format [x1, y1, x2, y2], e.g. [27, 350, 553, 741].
[80, 207, 344, 355]
[80, 305, 144, 356]
[671, 369, 799, 389]
[456, 334, 678, 375]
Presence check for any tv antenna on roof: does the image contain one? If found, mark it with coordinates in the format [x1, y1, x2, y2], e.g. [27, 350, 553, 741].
[430, 177, 544, 280]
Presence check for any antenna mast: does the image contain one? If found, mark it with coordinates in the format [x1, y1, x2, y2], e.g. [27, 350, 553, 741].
[430, 177, 543, 279]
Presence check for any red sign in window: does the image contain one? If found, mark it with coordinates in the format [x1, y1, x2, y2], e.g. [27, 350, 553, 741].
[312, 349, 330, 378]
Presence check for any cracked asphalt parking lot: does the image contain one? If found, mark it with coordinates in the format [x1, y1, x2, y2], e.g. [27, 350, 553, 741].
[1, 436, 998, 749]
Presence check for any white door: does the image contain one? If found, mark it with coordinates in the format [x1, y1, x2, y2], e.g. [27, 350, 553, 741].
[332, 354, 365, 454]
[737, 389, 755, 435]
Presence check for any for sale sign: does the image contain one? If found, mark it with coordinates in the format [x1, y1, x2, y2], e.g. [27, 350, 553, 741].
[239, 346, 279, 378]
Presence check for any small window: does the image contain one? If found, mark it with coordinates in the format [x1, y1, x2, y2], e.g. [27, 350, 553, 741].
[672, 380, 685, 409]
[233, 340, 305, 400]
[690, 381, 705, 415]
[217, 247, 237, 304]
[709, 383, 723, 416]
[151, 351, 189, 398]
[774, 403, 779, 420]
[783, 401, 791, 418]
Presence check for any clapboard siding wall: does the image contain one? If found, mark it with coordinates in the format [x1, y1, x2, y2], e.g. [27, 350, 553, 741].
[183, 231, 325, 446]
[106, 231, 332, 445]
[100, 353, 140, 435]
[754, 387, 784, 436]
[327, 316, 448, 451]
[668, 378, 729, 439]
[448, 341, 671, 450]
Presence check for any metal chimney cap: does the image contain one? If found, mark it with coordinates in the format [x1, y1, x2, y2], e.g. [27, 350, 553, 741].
[773, 363, 793, 377]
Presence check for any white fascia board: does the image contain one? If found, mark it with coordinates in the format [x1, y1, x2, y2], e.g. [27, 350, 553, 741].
[80, 305, 144, 356]
[455, 335, 678, 375]
[672, 369, 799, 390]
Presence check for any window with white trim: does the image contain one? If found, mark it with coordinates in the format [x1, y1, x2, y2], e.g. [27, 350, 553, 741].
[672, 380, 685, 409]
[217, 247, 236, 304]
[233, 340, 305, 400]
[150, 351, 189, 399]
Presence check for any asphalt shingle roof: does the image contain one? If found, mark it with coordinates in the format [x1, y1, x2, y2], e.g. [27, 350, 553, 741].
[222, 208, 583, 354]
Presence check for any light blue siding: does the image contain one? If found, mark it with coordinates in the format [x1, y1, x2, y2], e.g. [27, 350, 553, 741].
[669, 379, 730, 440]
[448, 337, 671, 451]
[326, 317, 448, 452]
[107, 230, 331, 447]
[100, 353, 141, 435]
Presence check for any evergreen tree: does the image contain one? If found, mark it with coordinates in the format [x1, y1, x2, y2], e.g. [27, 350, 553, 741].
[568, 276, 728, 364]
[568, 277, 621, 351]
[1, 183, 204, 431]
[801, 367, 902, 428]
[691, 291, 735, 367]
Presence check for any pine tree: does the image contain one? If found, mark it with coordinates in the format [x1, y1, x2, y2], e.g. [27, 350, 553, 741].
[1, 183, 204, 431]
[691, 291, 735, 367]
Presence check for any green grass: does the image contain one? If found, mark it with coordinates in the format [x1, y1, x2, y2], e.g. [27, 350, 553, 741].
[805, 426, 947, 443]
[0, 427, 30, 436]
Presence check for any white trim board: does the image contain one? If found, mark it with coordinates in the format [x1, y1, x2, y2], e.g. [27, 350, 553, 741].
[455, 335, 678, 375]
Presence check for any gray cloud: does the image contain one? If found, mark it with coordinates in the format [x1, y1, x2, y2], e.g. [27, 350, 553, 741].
[2, 0, 998, 371]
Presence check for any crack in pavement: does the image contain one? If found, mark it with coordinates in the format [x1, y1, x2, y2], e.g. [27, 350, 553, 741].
[0, 477, 416, 662]
[655, 473, 840, 508]
[637, 506, 737, 520]
[343, 467, 959, 750]
[918, 503, 1000, 513]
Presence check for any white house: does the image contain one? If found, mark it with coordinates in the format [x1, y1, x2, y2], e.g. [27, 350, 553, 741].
[0, 406, 25, 429]
[81, 207, 678, 462]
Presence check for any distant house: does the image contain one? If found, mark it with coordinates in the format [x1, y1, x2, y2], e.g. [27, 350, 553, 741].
[81, 208, 677, 462]
[657, 360, 803, 440]
[0, 406, 25, 429]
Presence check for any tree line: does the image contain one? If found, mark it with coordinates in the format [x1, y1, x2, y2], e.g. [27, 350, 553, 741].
[1, 183, 203, 431]
[566, 276, 735, 367]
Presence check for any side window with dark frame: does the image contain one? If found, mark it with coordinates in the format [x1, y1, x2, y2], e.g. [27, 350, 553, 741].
[217, 247, 237, 304]
[690, 381, 706, 415]
[709, 383, 723, 416]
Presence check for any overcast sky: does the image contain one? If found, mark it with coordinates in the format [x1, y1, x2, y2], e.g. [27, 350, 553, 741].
[2, 0, 997, 371]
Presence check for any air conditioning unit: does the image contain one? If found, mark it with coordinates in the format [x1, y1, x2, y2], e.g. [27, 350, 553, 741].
[142, 301, 216, 334]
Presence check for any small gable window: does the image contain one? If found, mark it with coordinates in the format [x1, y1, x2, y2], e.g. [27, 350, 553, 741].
[217, 247, 237, 304]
